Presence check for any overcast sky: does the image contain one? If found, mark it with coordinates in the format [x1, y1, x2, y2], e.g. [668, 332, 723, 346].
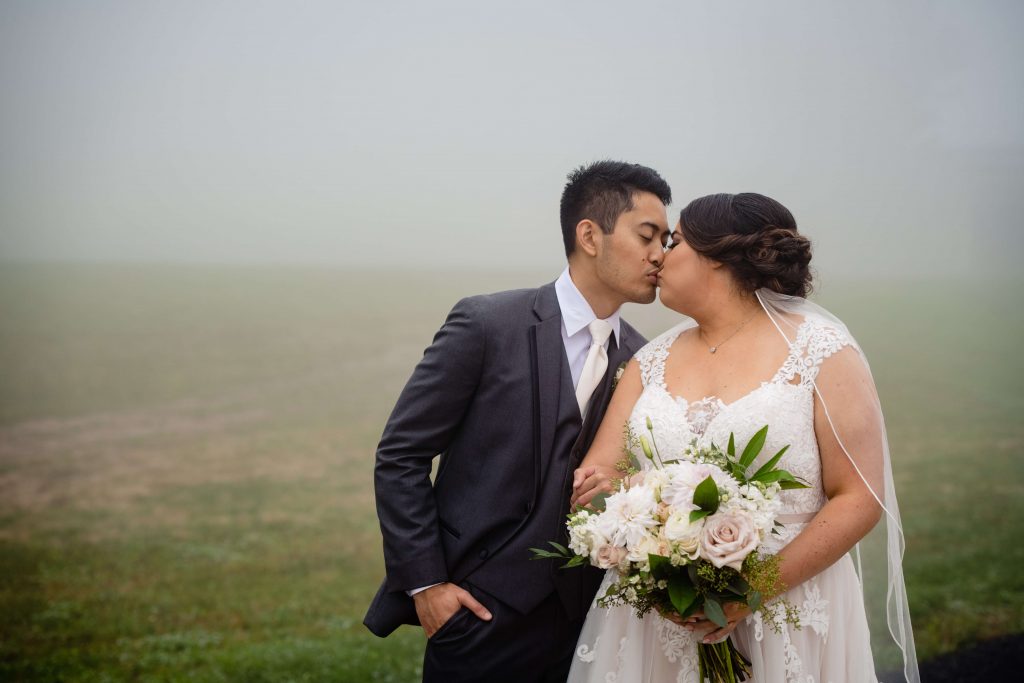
[1, 0, 1021, 278]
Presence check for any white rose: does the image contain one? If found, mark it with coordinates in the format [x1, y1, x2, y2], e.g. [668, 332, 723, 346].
[622, 532, 663, 565]
[664, 512, 704, 559]
[626, 532, 661, 563]
[699, 511, 760, 571]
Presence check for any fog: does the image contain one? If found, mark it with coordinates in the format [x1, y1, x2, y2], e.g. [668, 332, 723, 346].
[1, 0, 1021, 279]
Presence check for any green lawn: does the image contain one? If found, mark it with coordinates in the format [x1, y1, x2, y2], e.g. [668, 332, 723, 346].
[1, 264, 1021, 681]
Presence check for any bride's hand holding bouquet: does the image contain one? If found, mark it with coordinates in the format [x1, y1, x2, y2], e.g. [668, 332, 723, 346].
[535, 420, 808, 683]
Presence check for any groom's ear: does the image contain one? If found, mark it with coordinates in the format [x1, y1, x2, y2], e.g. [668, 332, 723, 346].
[576, 220, 601, 257]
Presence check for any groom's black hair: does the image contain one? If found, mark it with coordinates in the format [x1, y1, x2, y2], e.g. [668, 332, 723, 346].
[560, 160, 672, 257]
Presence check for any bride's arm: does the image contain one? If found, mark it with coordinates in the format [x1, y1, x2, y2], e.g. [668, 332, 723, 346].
[690, 345, 885, 642]
[775, 345, 885, 587]
[570, 358, 645, 507]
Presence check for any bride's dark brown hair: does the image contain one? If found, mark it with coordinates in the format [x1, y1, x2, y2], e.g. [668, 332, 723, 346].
[677, 193, 813, 298]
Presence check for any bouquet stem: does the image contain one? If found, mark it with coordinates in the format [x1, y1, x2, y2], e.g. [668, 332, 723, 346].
[698, 639, 752, 682]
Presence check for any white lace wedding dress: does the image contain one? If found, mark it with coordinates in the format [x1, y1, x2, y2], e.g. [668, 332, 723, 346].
[568, 318, 877, 683]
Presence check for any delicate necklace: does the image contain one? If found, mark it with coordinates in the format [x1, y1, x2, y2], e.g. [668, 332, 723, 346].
[700, 311, 759, 354]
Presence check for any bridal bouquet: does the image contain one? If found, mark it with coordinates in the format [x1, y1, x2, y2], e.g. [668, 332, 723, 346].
[533, 420, 807, 683]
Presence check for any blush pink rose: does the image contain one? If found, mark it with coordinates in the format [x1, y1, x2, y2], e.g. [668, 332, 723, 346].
[593, 544, 628, 570]
[699, 512, 759, 571]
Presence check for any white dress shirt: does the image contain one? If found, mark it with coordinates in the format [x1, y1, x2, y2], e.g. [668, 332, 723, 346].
[408, 268, 621, 597]
[554, 267, 621, 389]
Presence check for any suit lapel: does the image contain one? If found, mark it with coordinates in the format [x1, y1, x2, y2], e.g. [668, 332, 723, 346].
[532, 282, 646, 477]
[530, 283, 564, 500]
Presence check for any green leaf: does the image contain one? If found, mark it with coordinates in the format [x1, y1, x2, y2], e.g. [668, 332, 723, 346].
[560, 556, 586, 569]
[547, 541, 570, 555]
[692, 476, 720, 514]
[750, 470, 784, 484]
[689, 509, 711, 524]
[728, 574, 750, 595]
[668, 575, 699, 616]
[779, 479, 811, 490]
[529, 548, 562, 559]
[748, 590, 763, 613]
[751, 469, 803, 486]
[729, 461, 747, 481]
[751, 445, 789, 479]
[727, 433, 736, 457]
[710, 591, 738, 605]
[704, 597, 728, 628]
[679, 597, 703, 619]
[739, 426, 769, 468]
[590, 492, 610, 511]
[648, 553, 671, 578]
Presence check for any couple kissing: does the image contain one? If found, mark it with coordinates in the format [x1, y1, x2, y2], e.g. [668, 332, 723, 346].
[364, 160, 918, 683]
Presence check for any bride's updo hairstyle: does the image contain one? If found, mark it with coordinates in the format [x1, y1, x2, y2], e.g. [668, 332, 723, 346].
[678, 193, 813, 298]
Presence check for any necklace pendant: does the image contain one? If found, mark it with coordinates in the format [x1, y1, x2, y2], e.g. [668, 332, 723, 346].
[709, 346, 717, 354]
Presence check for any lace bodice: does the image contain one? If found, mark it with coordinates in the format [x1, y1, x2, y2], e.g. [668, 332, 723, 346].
[570, 317, 877, 683]
[629, 318, 851, 553]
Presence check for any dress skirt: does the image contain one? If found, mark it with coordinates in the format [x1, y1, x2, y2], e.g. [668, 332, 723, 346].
[567, 553, 876, 683]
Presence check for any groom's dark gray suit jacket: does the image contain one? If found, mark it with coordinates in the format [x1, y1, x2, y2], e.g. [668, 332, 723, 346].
[364, 281, 645, 637]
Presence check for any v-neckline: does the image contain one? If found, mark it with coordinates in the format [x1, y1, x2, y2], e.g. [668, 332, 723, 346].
[659, 381, 773, 412]
[653, 319, 812, 416]
[654, 381, 809, 438]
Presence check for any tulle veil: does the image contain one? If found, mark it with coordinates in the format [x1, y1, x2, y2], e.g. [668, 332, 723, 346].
[753, 288, 920, 682]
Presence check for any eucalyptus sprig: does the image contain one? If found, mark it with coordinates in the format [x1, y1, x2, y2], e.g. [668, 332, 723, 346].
[528, 541, 586, 568]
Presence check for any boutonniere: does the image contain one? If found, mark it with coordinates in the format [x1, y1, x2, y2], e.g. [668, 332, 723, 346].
[611, 361, 628, 391]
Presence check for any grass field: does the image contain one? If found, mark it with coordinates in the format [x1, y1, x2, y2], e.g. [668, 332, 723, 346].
[1, 263, 1022, 681]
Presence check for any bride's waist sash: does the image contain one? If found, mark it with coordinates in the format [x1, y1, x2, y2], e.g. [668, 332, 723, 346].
[776, 512, 816, 524]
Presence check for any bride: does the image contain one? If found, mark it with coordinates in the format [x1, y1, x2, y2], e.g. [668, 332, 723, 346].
[567, 193, 918, 682]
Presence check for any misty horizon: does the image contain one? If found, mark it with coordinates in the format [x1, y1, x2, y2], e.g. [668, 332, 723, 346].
[1, 1, 1022, 279]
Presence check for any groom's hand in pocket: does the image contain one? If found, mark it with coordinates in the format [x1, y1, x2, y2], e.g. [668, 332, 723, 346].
[413, 582, 492, 638]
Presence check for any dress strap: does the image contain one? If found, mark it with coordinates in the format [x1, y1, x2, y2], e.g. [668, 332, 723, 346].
[769, 319, 852, 389]
[634, 329, 683, 388]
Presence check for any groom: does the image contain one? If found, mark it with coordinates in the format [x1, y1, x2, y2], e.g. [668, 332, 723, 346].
[364, 160, 672, 681]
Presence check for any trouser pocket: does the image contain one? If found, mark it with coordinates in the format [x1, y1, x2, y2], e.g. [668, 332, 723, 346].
[429, 606, 473, 643]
